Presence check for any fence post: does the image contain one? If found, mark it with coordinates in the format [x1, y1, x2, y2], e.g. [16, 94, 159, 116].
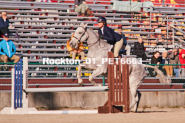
[150, 6, 152, 28]
[11, 67, 15, 114]
[23, 57, 28, 108]
[20, 59, 23, 108]
[172, 20, 175, 48]
[124, 64, 130, 113]
[16, 61, 20, 108]
[14, 64, 17, 109]
[167, 15, 169, 38]
[162, 0, 165, 7]
[103, 76, 105, 86]
[108, 52, 114, 113]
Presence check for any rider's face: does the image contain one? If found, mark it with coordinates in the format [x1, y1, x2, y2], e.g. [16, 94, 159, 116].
[118, 28, 122, 34]
[98, 22, 104, 28]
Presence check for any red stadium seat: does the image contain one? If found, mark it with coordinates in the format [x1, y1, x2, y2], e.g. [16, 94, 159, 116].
[63, 1, 75, 3]
[95, 0, 111, 5]
[50, 0, 58, 2]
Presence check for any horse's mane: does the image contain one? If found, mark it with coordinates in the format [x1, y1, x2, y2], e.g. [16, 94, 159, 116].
[70, 33, 75, 40]
[87, 28, 107, 43]
[87, 27, 98, 38]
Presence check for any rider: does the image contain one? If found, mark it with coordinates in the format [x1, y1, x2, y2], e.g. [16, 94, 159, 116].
[97, 16, 123, 58]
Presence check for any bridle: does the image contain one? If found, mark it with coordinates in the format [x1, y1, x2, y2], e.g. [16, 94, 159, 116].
[73, 26, 87, 44]
[72, 26, 106, 49]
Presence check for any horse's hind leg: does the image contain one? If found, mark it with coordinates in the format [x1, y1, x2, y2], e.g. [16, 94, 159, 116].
[89, 67, 105, 86]
[77, 65, 83, 86]
[133, 91, 141, 112]
[130, 86, 139, 112]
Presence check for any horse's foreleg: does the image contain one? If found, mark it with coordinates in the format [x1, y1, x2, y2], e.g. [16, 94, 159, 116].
[77, 65, 83, 86]
[89, 67, 105, 86]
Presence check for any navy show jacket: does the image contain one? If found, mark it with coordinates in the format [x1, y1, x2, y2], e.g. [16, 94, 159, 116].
[98, 25, 122, 45]
[0, 17, 9, 30]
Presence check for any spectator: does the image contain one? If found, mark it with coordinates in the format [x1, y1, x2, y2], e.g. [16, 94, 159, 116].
[133, 37, 146, 60]
[0, 11, 9, 35]
[0, 33, 20, 64]
[117, 25, 131, 56]
[148, 51, 161, 77]
[169, 48, 180, 77]
[75, 0, 93, 17]
[66, 33, 85, 60]
[179, 49, 185, 77]
[161, 50, 173, 77]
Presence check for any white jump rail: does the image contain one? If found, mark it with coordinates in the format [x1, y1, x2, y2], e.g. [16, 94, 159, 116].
[25, 86, 109, 92]
[0, 57, 108, 114]
[28, 110, 98, 114]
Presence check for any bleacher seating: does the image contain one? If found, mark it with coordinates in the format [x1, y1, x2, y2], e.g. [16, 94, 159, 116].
[0, 0, 185, 81]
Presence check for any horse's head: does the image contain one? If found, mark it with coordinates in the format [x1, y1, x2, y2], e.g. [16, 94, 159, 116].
[70, 22, 88, 48]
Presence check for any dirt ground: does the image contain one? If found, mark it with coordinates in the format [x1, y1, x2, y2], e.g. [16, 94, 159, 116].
[1, 107, 185, 123]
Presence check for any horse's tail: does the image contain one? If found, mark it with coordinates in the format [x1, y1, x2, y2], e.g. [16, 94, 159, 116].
[143, 64, 171, 84]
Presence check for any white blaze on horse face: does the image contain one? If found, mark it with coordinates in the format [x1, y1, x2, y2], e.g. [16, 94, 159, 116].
[70, 36, 78, 48]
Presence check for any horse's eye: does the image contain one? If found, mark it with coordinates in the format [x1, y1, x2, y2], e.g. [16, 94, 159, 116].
[79, 32, 82, 34]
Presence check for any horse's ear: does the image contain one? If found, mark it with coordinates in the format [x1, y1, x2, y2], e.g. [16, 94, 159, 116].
[84, 23, 88, 28]
[80, 22, 84, 26]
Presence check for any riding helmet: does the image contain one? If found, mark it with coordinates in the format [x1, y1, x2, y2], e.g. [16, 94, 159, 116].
[97, 16, 107, 23]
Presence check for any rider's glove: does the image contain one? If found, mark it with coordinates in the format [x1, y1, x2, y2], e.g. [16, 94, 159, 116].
[99, 35, 104, 39]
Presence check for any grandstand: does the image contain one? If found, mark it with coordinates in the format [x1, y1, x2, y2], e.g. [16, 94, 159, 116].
[0, 0, 185, 91]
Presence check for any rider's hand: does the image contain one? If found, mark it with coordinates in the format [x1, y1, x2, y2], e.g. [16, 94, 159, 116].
[99, 35, 104, 39]
[75, 5, 78, 7]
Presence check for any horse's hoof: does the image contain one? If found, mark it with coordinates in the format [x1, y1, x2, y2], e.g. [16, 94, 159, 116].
[79, 83, 84, 86]
[78, 81, 84, 86]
